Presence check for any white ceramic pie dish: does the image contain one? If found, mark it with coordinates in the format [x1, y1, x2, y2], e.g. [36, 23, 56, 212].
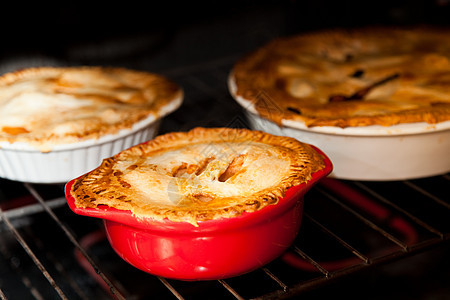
[0, 97, 182, 184]
[229, 75, 450, 181]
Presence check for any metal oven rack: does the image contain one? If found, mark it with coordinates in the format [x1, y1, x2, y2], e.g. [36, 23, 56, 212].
[0, 59, 449, 300]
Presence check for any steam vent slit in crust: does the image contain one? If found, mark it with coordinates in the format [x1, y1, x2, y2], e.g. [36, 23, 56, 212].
[69, 127, 328, 226]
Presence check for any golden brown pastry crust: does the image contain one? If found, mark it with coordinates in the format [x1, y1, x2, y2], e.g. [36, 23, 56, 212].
[231, 27, 450, 128]
[0, 66, 182, 149]
[70, 127, 326, 225]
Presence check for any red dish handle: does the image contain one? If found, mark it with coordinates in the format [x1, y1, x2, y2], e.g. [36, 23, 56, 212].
[65, 179, 146, 228]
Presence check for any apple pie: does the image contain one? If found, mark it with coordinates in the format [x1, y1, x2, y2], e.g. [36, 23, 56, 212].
[69, 127, 327, 225]
[0, 66, 183, 151]
[229, 27, 450, 128]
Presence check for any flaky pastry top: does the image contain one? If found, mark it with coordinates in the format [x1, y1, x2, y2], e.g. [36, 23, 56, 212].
[0, 66, 182, 151]
[70, 127, 326, 225]
[231, 27, 450, 128]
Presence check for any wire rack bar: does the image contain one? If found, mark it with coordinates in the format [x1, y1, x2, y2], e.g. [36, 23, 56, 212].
[316, 186, 409, 251]
[303, 213, 370, 264]
[23, 183, 126, 300]
[290, 245, 330, 277]
[157, 277, 185, 300]
[22, 225, 91, 300]
[261, 267, 288, 292]
[354, 181, 445, 238]
[402, 180, 450, 209]
[218, 279, 245, 300]
[0, 207, 67, 300]
[0, 197, 66, 222]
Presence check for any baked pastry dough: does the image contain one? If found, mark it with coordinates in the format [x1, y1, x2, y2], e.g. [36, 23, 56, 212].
[70, 127, 326, 225]
[0, 66, 182, 150]
[230, 27, 450, 127]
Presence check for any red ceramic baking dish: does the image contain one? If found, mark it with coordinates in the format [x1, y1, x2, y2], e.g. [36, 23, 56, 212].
[65, 145, 332, 281]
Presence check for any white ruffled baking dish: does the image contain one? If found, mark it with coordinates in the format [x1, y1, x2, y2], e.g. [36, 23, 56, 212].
[229, 75, 450, 181]
[0, 97, 182, 184]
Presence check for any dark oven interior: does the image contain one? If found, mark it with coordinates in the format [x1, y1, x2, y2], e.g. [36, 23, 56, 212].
[0, 1, 449, 299]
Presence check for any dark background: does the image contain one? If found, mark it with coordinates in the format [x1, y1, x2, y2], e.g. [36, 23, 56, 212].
[1, 0, 449, 73]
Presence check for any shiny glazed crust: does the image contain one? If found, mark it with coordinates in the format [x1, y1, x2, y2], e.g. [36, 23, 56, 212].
[0, 66, 182, 150]
[231, 27, 450, 128]
[70, 127, 326, 225]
